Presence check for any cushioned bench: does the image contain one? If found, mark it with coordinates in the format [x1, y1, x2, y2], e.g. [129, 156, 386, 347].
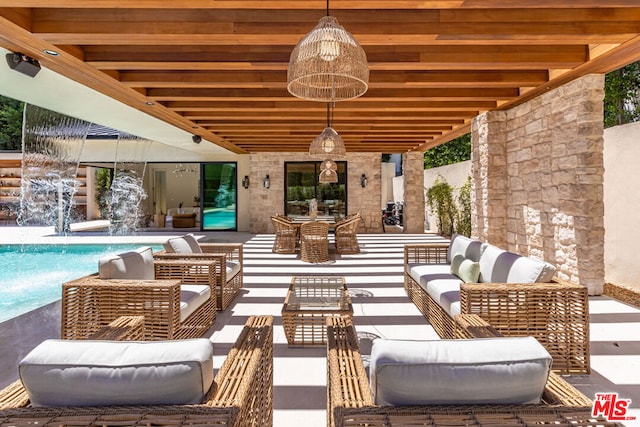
[404, 234, 590, 374]
[326, 317, 603, 427]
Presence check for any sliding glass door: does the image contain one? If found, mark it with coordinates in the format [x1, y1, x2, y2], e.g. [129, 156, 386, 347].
[201, 162, 237, 230]
[284, 161, 347, 218]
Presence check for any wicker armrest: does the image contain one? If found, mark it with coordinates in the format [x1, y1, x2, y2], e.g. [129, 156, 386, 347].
[153, 258, 218, 291]
[460, 281, 590, 374]
[205, 315, 274, 426]
[0, 316, 147, 410]
[200, 243, 243, 263]
[404, 243, 449, 268]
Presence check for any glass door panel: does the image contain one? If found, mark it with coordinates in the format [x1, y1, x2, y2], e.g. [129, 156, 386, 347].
[202, 162, 237, 230]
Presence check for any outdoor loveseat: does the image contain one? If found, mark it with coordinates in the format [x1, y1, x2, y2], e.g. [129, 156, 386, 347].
[154, 234, 244, 311]
[404, 234, 590, 374]
[0, 315, 273, 427]
[326, 316, 615, 427]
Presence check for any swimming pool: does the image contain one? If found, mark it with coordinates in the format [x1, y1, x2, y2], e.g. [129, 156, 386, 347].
[202, 209, 236, 230]
[0, 243, 162, 323]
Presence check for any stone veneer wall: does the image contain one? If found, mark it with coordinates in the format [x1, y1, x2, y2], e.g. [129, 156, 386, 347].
[249, 152, 383, 234]
[402, 151, 426, 234]
[471, 74, 605, 294]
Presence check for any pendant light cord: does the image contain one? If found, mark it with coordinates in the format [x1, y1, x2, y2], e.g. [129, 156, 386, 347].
[326, 0, 329, 16]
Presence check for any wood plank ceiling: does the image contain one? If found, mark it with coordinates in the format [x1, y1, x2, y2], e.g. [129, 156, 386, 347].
[2, 1, 640, 154]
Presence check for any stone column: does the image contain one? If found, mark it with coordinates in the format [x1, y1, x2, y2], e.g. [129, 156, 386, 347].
[470, 74, 605, 294]
[402, 151, 425, 233]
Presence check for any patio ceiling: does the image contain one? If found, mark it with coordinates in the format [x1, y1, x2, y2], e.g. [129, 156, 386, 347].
[1, 1, 640, 155]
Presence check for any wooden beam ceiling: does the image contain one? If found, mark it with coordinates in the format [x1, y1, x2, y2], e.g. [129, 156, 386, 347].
[1, 1, 640, 154]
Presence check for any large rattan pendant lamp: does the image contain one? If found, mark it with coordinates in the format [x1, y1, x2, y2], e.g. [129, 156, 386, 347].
[287, 0, 369, 102]
[309, 103, 346, 158]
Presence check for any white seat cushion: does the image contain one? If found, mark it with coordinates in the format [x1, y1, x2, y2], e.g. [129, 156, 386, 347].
[98, 246, 154, 280]
[226, 261, 241, 280]
[163, 233, 203, 254]
[180, 284, 211, 322]
[370, 336, 552, 406]
[425, 278, 462, 316]
[407, 264, 455, 289]
[19, 338, 214, 407]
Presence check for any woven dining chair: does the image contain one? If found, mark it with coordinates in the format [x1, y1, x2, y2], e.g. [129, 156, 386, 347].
[271, 215, 298, 254]
[300, 221, 330, 263]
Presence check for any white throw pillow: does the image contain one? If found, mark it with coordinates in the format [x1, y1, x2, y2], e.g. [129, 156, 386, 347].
[164, 233, 202, 254]
[450, 253, 481, 283]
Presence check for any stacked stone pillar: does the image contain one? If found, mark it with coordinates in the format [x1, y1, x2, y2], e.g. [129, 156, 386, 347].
[402, 151, 426, 234]
[471, 74, 605, 294]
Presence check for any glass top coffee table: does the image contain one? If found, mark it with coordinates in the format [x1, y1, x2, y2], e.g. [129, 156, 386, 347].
[282, 276, 353, 346]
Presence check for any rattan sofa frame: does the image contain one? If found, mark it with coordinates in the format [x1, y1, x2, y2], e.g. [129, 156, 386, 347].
[326, 316, 615, 427]
[61, 258, 219, 340]
[0, 315, 274, 427]
[154, 242, 244, 311]
[404, 243, 591, 374]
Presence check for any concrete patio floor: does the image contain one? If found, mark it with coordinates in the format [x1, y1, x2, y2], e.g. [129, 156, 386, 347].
[0, 226, 639, 426]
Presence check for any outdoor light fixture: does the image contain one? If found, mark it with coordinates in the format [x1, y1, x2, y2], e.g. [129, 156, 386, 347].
[263, 175, 270, 189]
[319, 167, 338, 183]
[360, 174, 368, 188]
[309, 103, 346, 158]
[287, 0, 368, 102]
[242, 175, 250, 189]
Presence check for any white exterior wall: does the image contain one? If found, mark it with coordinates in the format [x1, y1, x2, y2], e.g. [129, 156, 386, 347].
[604, 121, 640, 291]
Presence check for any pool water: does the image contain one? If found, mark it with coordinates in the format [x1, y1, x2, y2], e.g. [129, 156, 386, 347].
[202, 209, 236, 230]
[0, 244, 162, 323]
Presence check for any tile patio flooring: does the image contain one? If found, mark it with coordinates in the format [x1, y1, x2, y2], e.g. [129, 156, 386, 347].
[0, 227, 639, 426]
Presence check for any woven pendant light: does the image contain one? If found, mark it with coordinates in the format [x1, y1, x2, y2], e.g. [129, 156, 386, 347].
[309, 103, 346, 158]
[287, 1, 368, 102]
[318, 166, 338, 183]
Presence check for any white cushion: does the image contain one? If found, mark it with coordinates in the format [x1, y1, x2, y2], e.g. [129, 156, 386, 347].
[408, 264, 456, 290]
[226, 261, 241, 280]
[163, 234, 202, 254]
[425, 278, 462, 317]
[479, 244, 556, 283]
[369, 336, 552, 406]
[19, 338, 214, 407]
[98, 246, 154, 280]
[447, 233, 485, 263]
[180, 284, 211, 322]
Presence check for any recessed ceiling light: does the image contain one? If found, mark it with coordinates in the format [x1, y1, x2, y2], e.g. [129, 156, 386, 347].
[145, 101, 155, 106]
[43, 49, 59, 56]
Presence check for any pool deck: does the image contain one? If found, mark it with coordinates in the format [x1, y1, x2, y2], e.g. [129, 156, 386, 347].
[1, 226, 639, 427]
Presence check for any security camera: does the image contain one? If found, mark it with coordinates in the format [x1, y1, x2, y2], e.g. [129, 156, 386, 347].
[192, 135, 202, 144]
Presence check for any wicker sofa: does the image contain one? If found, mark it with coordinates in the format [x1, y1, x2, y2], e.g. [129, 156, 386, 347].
[404, 234, 590, 374]
[61, 246, 218, 340]
[154, 234, 244, 311]
[0, 315, 273, 427]
[326, 316, 614, 427]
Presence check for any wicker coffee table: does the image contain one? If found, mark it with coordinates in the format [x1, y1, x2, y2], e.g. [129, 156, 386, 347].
[282, 276, 353, 346]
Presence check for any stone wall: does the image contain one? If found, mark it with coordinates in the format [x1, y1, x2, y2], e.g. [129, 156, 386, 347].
[402, 151, 426, 234]
[472, 74, 605, 294]
[249, 152, 383, 234]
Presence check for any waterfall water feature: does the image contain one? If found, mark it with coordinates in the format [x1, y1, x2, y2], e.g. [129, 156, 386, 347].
[18, 104, 89, 232]
[109, 133, 152, 234]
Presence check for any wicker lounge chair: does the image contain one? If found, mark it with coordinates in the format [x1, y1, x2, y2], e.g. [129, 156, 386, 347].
[271, 215, 298, 254]
[154, 236, 243, 311]
[326, 316, 615, 427]
[0, 315, 273, 427]
[404, 242, 590, 374]
[334, 213, 361, 254]
[61, 252, 219, 340]
[300, 221, 330, 263]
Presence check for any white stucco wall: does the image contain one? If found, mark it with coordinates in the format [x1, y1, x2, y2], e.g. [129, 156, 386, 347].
[423, 160, 472, 232]
[604, 121, 640, 290]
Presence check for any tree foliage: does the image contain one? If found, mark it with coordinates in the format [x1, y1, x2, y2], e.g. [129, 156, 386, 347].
[604, 61, 640, 128]
[423, 133, 471, 169]
[426, 175, 472, 238]
[0, 95, 24, 151]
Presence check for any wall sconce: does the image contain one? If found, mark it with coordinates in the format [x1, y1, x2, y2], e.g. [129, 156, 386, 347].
[263, 174, 270, 189]
[360, 173, 368, 188]
[242, 175, 250, 189]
